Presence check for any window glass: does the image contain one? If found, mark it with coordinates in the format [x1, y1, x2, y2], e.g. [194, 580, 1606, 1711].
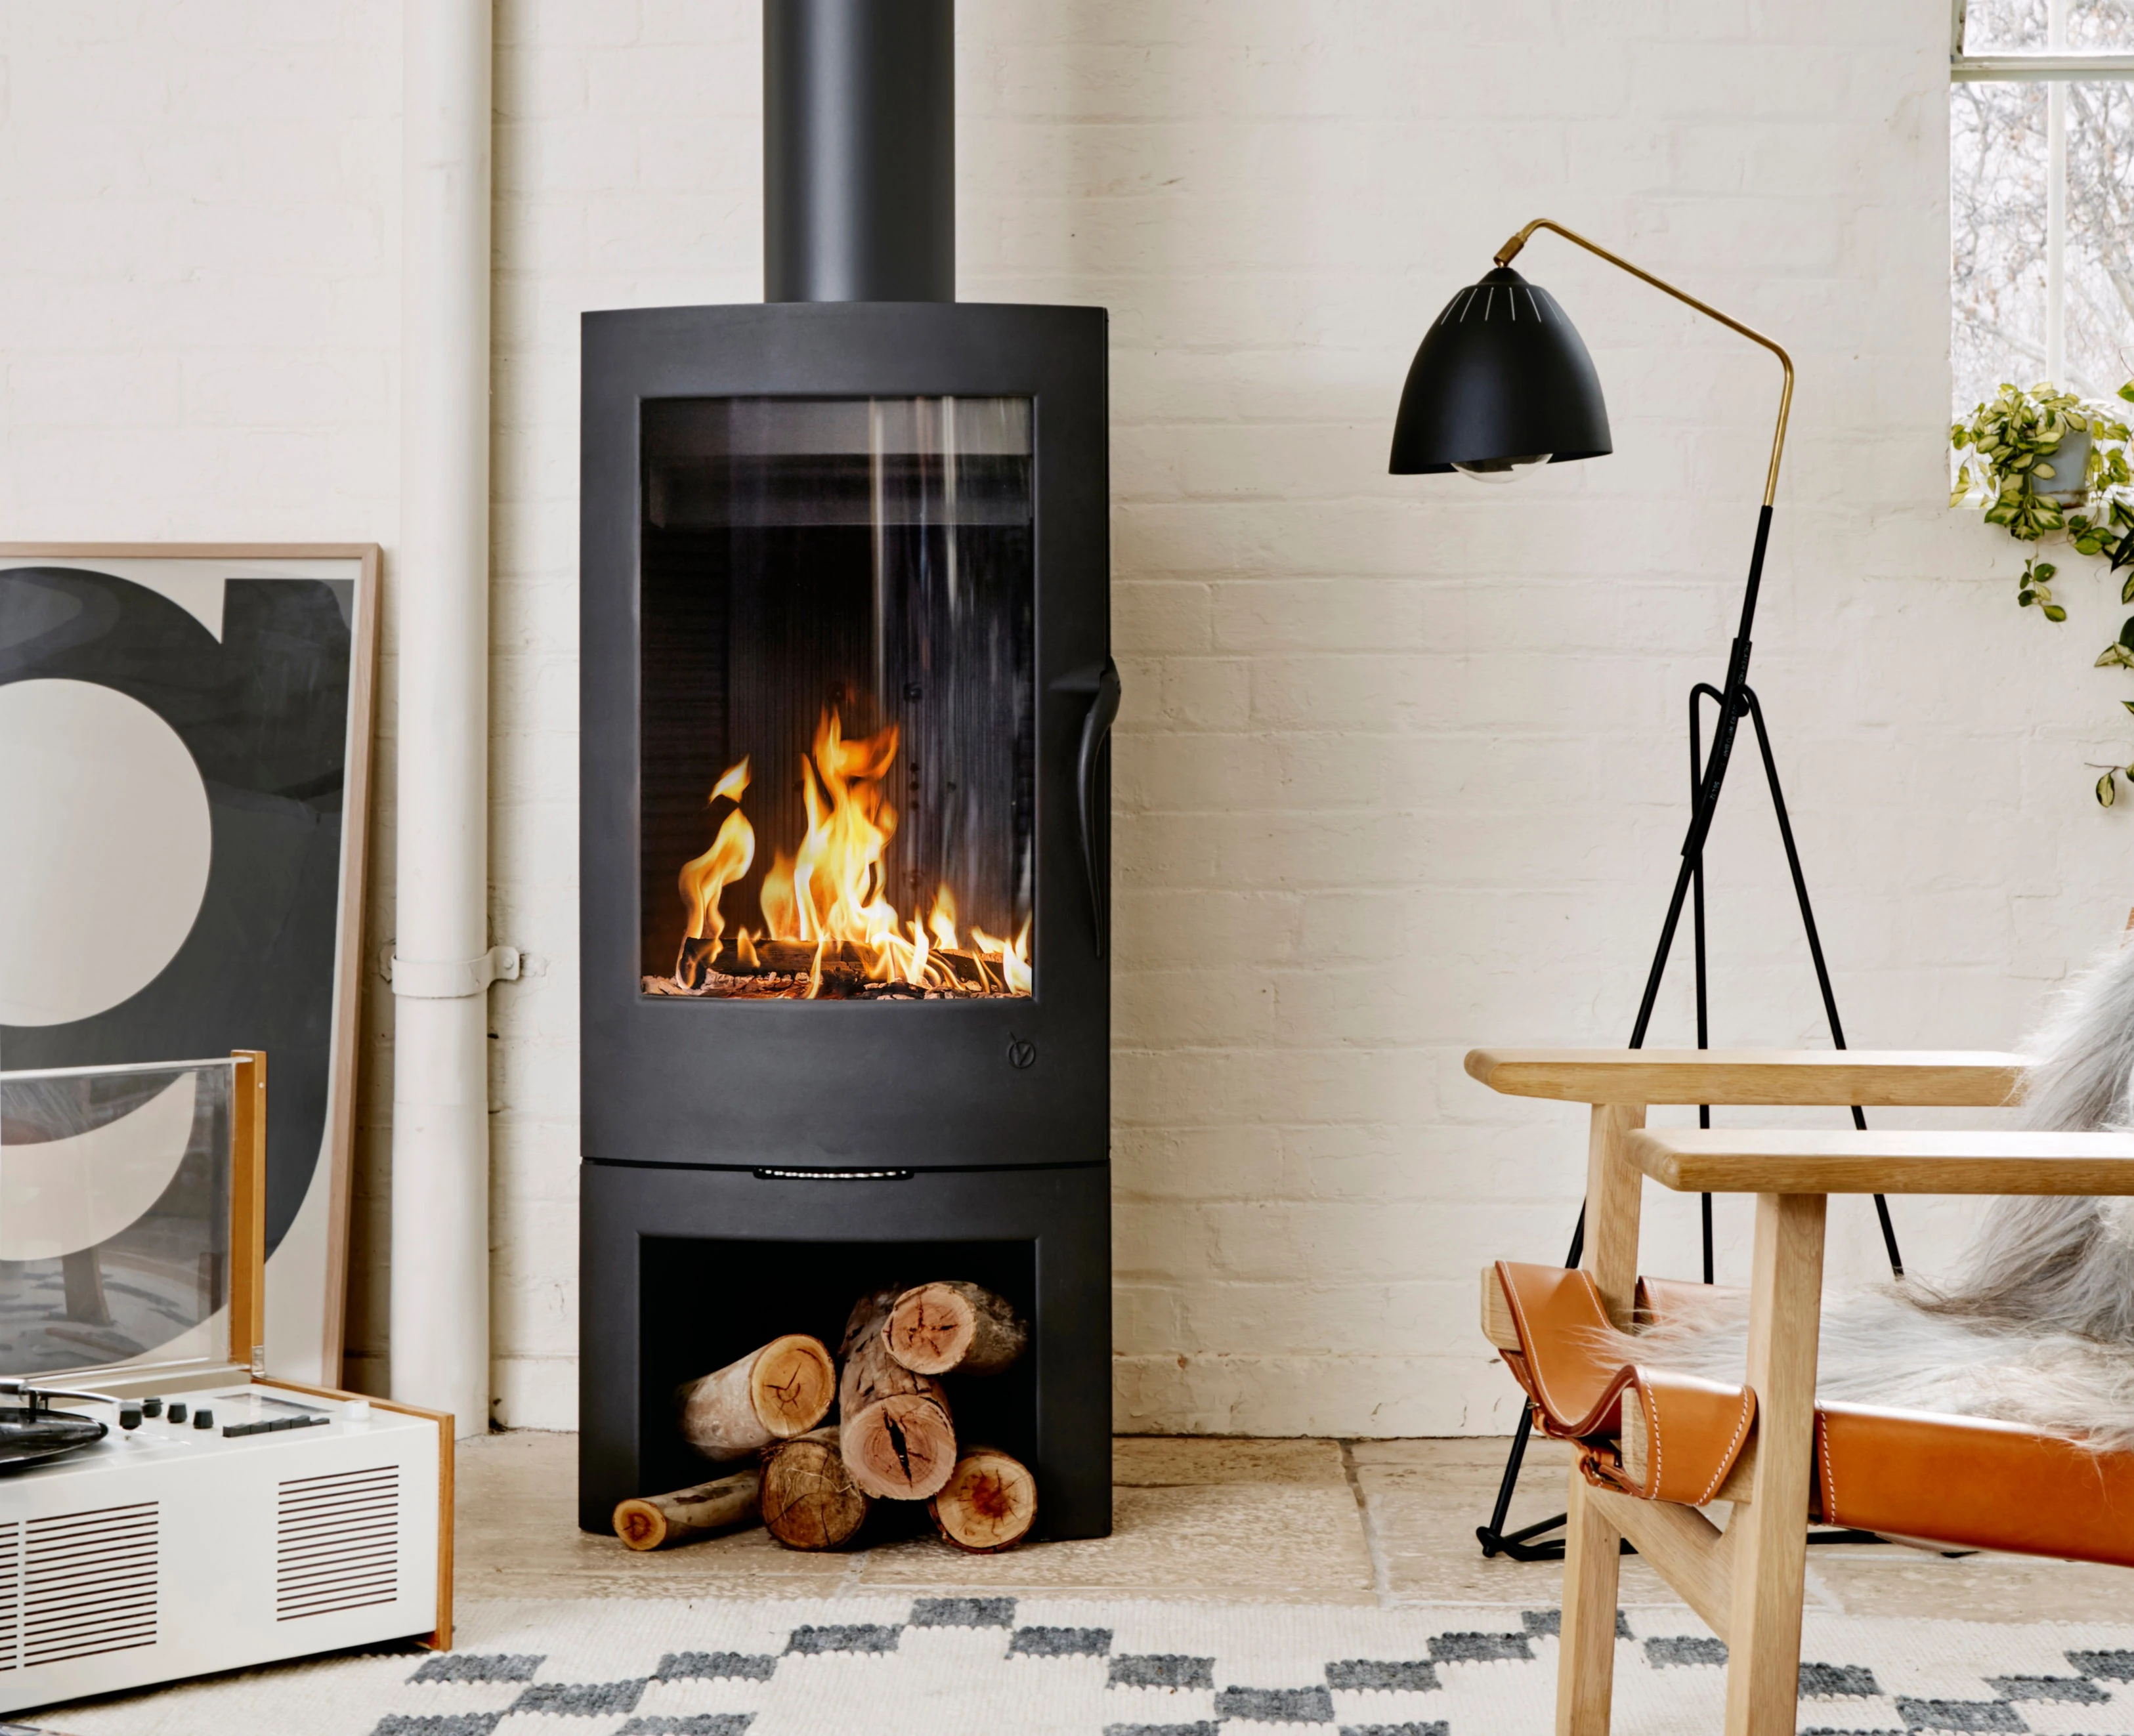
[1962, 0, 2134, 54]
[1952, 79, 2049, 411]
[2062, 81, 2134, 394]
[1951, 0, 2134, 413]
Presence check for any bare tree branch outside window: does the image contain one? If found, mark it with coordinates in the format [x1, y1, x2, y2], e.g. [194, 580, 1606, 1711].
[1952, 77, 2048, 409]
[2064, 79, 2134, 391]
[1953, 0, 2134, 413]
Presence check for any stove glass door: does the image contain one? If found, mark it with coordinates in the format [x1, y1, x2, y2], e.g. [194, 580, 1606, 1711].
[640, 396, 1036, 1002]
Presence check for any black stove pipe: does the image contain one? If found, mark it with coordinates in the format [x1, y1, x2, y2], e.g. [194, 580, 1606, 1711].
[764, 0, 954, 302]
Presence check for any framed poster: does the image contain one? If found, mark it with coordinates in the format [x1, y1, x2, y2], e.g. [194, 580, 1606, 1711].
[0, 543, 379, 1385]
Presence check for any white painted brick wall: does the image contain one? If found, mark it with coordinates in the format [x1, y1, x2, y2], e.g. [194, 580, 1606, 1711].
[0, 0, 405, 1393]
[10, 0, 2129, 1437]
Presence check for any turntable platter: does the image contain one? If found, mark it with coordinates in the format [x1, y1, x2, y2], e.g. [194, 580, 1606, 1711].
[0, 1403, 106, 1470]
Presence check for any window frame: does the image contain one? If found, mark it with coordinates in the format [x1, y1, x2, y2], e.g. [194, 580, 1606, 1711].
[1951, 0, 2134, 388]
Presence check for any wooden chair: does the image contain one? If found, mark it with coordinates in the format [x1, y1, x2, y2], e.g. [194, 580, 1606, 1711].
[1468, 1047, 2134, 1736]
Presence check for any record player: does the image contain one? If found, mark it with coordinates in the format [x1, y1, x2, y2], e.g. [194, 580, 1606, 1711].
[0, 1052, 451, 1715]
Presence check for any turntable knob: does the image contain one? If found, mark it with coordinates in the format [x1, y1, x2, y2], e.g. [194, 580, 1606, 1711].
[119, 1403, 142, 1431]
[167, 1402, 187, 1425]
[141, 1397, 163, 1419]
[192, 1408, 213, 1430]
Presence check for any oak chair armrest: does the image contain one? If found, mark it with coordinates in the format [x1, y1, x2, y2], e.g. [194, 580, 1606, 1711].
[1627, 1127, 2134, 1195]
[1464, 1048, 2023, 1109]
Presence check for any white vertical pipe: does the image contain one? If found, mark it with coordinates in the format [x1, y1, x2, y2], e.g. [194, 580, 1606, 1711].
[2047, 0, 2067, 384]
[392, 0, 493, 1439]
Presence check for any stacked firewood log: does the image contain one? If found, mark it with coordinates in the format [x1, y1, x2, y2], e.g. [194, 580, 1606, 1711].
[610, 1280, 1037, 1555]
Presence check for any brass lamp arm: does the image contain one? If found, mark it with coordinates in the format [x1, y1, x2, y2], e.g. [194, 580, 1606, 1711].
[1495, 219, 1794, 508]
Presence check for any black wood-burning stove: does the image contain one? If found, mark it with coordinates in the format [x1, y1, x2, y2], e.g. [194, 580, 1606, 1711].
[577, 0, 1115, 1538]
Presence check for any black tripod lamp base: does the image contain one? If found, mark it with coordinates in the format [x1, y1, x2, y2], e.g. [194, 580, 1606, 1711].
[1478, 1512, 1573, 1562]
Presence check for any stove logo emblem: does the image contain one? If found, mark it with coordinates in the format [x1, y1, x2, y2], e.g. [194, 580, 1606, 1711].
[1006, 1034, 1038, 1070]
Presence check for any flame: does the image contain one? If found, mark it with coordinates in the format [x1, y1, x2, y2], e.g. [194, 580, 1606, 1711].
[759, 850, 798, 943]
[972, 919, 1032, 996]
[907, 911, 931, 984]
[676, 758, 754, 967]
[710, 759, 750, 805]
[685, 709, 1030, 998]
[757, 708, 910, 988]
[928, 885, 959, 952]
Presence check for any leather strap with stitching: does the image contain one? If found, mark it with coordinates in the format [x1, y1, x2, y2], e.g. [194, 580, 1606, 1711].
[1494, 1262, 1756, 1506]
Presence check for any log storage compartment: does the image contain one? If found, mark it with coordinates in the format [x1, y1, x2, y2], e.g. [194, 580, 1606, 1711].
[580, 1166, 1110, 1540]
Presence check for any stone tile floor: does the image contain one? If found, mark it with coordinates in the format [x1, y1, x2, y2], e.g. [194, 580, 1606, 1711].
[461, 1431, 2132, 1620]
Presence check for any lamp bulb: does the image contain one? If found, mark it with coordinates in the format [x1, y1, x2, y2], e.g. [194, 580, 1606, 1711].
[1451, 453, 1552, 484]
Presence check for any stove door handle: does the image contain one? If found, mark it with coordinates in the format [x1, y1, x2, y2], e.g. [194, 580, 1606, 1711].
[1075, 657, 1122, 958]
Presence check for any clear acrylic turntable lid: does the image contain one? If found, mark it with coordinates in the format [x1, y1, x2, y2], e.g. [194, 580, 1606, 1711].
[0, 1054, 264, 1384]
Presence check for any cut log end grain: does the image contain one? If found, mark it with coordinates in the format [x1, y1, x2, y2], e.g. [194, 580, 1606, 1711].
[884, 1281, 1028, 1377]
[750, 1333, 838, 1439]
[841, 1389, 958, 1502]
[885, 1284, 974, 1374]
[614, 1504, 666, 1550]
[759, 1427, 870, 1551]
[613, 1467, 763, 1551]
[929, 1447, 1038, 1553]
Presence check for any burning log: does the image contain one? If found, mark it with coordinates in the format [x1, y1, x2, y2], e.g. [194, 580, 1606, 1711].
[676, 1333, 836, 1460]
[929, 1447, 1039, 1554]
[613, 1467, 762, 1550]
[679, 935, 1008, 990]
[886, 1281, 1029, 1377]
[648, 970, 1010, 1002]
[759, 1426, 871, 1550]
[838, 1287, 958, 1502]
[680, 935, 868, 984]
[706, 937, 860, 975]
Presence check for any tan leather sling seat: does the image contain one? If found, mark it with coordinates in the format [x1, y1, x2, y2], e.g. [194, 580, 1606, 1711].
[1491, 1258, 2134, 1567]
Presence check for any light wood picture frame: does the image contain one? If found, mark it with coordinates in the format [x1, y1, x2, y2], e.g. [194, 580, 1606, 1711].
[0, 543, 380, 1384]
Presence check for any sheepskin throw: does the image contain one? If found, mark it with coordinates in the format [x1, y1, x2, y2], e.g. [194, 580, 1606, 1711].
[1636, 937, 2134, 1451]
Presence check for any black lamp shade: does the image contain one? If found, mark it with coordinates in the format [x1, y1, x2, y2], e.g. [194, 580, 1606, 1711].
[1388, 266, 1611, 474]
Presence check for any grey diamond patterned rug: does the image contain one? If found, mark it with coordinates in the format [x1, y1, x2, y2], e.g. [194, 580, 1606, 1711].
[35, 1596, 2134, 1735]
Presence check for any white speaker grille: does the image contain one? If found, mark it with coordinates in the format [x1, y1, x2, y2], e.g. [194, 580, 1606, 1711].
[23, 1502, 158, 1668]
[0, 1519, 18, 1670]
[276, 1465, 398, 1620]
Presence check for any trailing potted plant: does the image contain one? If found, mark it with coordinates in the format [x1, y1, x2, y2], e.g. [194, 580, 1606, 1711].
[1951, 379, 2134, 802]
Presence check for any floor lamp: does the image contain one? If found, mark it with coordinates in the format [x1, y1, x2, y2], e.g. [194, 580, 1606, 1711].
[1388, 219, 1903, 1562]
